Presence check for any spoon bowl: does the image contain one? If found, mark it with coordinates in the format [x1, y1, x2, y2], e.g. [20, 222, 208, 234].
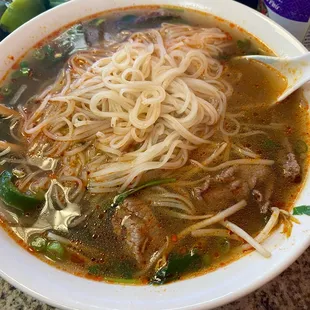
[239, 53, 310, 103]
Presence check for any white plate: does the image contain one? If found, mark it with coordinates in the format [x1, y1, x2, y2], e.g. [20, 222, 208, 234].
[0, 1, 309, 309]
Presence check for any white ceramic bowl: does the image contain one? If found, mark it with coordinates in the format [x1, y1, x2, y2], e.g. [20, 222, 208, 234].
[0, 1, 309, 309]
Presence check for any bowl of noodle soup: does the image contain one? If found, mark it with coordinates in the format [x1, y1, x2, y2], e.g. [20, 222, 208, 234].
[0, 0, 310, 309]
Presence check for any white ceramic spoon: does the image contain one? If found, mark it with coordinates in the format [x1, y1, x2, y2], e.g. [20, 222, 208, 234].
[239, 52, 310, 103]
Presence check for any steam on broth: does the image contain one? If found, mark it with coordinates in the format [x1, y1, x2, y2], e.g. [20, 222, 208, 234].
[0, 6, 308, 285]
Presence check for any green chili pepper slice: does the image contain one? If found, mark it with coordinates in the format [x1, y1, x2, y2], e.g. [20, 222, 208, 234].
[0, 171, 44, 212]
[29, 235, 47, 252]
[0, 85, 13, 96]
[33, 48, 46, 60]
[46, 241, 66, 261]
[294, 139, 308, 154]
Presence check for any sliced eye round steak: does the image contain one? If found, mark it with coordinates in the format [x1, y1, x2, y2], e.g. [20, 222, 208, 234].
[112, 197, 166, 268]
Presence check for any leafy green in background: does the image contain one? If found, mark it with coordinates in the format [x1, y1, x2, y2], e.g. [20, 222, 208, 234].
[293, 206, 310, 216]
[0, 0, 68, 36]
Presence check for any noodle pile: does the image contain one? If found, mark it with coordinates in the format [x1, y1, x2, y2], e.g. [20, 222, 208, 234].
[23, 23, 232, 193]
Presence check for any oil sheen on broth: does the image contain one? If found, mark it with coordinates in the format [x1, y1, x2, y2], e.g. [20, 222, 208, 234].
[0, 6, 308, 285]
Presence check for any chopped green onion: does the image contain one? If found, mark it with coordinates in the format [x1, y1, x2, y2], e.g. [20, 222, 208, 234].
[237, 39, 251, 51]
[20, 67, 31, 76]
[0, 85, 12, 96]
[294, 139, 308, 154]
[46, 240, 66, 261]
[29, 235, 47, 252]
[112, 178, 176, 208]
[33, 48, 45, 60]
[19, 61, 29, 69]
[43, 45, 55, 58]
[217, 237, 230, 254]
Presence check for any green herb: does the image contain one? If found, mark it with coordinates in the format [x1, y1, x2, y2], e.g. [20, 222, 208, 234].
[217, 237, 230, 255]
[294, 139, 308, 154]
[19, 61, 29, 69]
[33, 48, 46, 60]
[43, 45, 55, 59]
[88, 264, 103, 276]
[0, 170, 44, 213]
[151, 250, 202, 285]
[41, 44, 68, 63]
[20, 67, 31, 76]
[11, 62, 31, 79]
[46, 240, 66, 260]
[111, 178, 176, 208]
[0, 85, 13, 96]
[28, 235, 47, 252]
[237, 39, 251, 51]
[292, 205, 310, 216]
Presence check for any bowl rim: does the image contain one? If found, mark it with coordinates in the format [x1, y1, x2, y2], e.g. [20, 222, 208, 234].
[0, 1, 309, 310]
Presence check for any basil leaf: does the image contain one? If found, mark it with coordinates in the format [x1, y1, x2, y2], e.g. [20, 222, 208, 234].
[111, 178, 176, 208]
[292, 205, 310, 216]
[237, 39, 251, 51]
[151, 250, 202, 285]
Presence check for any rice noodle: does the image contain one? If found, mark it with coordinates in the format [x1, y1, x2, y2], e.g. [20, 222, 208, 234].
[22, 23, 236, 193]
[191, 158, 274, 172]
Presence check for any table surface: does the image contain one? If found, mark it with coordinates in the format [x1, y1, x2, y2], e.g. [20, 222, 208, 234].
[0, 247, 309, 310]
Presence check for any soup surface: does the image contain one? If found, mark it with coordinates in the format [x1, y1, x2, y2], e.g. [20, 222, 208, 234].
[0, 6, 308, 285]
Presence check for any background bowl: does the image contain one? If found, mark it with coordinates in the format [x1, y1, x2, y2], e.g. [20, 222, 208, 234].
[0, 0, 309, 309]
